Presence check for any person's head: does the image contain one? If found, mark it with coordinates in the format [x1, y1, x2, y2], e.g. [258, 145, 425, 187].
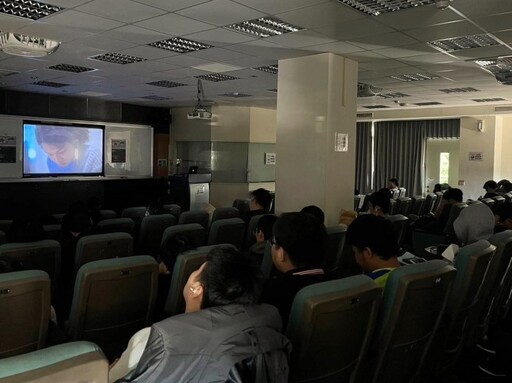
[300, 205, 325, 223]
[249, 188, 272, 212]
[346, 215, 399, 273]
[183, 248, 261, 313]
[499, 181, 512, 193]
[35, 126, 89, 168]
[254, 214, 278, 243]
[271, 212, 327, 273]
[387, 178, 399, 189]
[483, 180, 498, 193]
[368, 191, 391, 216]
[377, 188, 393, 199]
[443, 188, 463, 203]
[160, 235, 195, 274]
[496, 203, 512, 230]
[433, 183, 442, 193]
[498, 179, 510, 188]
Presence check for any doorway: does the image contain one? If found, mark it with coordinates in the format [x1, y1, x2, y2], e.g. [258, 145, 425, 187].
[425, 139, 460, 194]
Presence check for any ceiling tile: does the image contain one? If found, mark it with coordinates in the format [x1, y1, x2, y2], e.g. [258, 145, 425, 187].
[185, 47, 252, 62]
[404, 21, 482, 42]
[135, 13, 215, 36]
[40, 10, 124, 32]
[306, 41, 364, 55]
[265, 30, 336, 49]
[183, 28, 258, 47]
[176, 0, 265, 26]
[101, 25, 169, 44]
[231, 0, 329, 14]
[314, 18, 395, 41]
[131, 0, 210, 12]
[192, 63, 244, 73]
[349, 32, 419, 50]
[451, 0, 512, 18]
[376, 5, 463, 30]
[76, 0, 166, 23]
[373, 43, 438, 59]
[474, 13, 512, 33]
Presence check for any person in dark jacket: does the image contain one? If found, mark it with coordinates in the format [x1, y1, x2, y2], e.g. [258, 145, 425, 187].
[111, 248, 291, 383]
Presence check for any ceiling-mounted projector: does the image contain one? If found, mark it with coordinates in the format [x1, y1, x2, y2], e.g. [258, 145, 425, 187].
[187, 108, 212, 119]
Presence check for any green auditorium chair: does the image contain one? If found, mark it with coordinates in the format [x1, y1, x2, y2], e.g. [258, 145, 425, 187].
[164, 244, 237, 317]
[0, 270, 51, 358]
[245, 214, 264, 250]
[177, 210, 210, 229]
[0, 240, 60, 295]
[210, 207, 240, 225]
[207, 218, 246, 250]
[120, 206, 147, 225]
[324, 225, 347, 272]
[163, 204, 181, 220]
[98, 209, 117, 220]
[385, 214, 408, 248]
[286, 275, 381, 383]
[74, 232, 133, 274]
[137, 214, 175, 256]
[68, 256, 158, 360]
[160, 223, 207, 252]
[367, 260, 456, 383]
[396, 197, 412, 215]
[260, 240, 274, 280]
[0, 341, 108, 383]
[0, 230, 6, 245]
[97, 217, 135, 236]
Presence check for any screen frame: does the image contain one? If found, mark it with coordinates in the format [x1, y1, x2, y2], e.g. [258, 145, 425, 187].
[22, 120, 105, 178]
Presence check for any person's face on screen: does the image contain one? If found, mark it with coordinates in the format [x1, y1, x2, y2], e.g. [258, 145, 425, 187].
[41, 141, 76, 167]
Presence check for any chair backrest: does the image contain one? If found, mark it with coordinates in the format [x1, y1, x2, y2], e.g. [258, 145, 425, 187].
[207, 218, 246, 249]
[163, 204, 181, 220]
[68, 256, 158, 359]
[210, 207, 240, 224]
[398, 187, 407, 198]
[245, 214, 265, 250]
[433, 191, 444, 212]
[354, 195, 361, 211]
[97, 217, 135, 236]
[410, 196, 425, 216]
[420, 193, 437, 215]
[74, 232, 133, 274]
[232, 198, 250, 216]
[138, 214, 175, 256]
[287, 275, 382, 383]
[42, 224, 62, 242]
[503, 192, 512, 204]
[385, 214, 409, 247]
[164, 244, 237, 316]
[371, 260, 456, 383]
[480, 198, 495, 210]
[0, 270, 50, 358]
[442, 202, 468, 236]
[261, 240, 274, 280]
[178, 210, 210, 229]
[121, 206, 147, 221]
[0, 341, 108, 383]
[491, 196, 505, 211]
[324, 225, 347, 272]
[98, 209, 117, 220]
[391, 189, 400, 200]
[0, 240, 60, 294]
[388, 199, 397, 215]
[0, 230, 5, 245]
[160, 223, 207, 250]
[396, 197, 412, 215]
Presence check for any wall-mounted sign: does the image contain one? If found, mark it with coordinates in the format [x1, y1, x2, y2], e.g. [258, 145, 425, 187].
[468, 152, 483, 161]
[265, 152, 276, 165]
[0, 135, 16, 163]
[335, 132, 348, 152]
[112, 139, 126, 163]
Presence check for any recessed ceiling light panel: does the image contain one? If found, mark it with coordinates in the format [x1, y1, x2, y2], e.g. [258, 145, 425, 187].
[363, 105, 389, 109]
[220, 92, 252, 98]
[413, 101, 443, 106]
[439, 87, 479, 93]
[0, 0, 63, 20]
[379, 92, 410, 98]
[226, 17, 303, 38]
[140, 95, 170, 100]
[48, 64, 95, 73]
[147, 80, 187, 88]
[473, 98, 506, 102]
[89, 52, 146, 65]
[428, 34, 500, 53]
[195, 73, 239, 82]
[252, 65, 278, 74]
[389, 73, 439, 82]
[148, 37, 213, 53]
[337, 0, 435, 16]
[33, 80, 69, 88]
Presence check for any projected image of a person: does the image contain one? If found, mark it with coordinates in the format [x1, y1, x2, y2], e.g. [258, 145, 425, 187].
[35, 126, 102, 173]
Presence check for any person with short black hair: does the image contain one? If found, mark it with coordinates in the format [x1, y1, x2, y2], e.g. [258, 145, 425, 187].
[368, 191, 391, 216]
[387, 178, 399, 190]
[242, 188, 273, 223]
[346, 215, 400, 288]
[249, 214, 278, 262]
[300, 205, 325, 223]
[261, 212, 330, 328]
[483, 180, 500, 199]
[112, 248, 291, 383]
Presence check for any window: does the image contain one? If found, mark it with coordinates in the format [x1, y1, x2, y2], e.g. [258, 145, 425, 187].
[439, 152, 450, 184]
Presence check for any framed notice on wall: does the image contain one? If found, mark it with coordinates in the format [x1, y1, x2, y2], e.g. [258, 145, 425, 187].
[0, 135, 16, 163]
[111, 139, 126, 163]
[468, 152, 483, 161]
[265, 153, 276, 165]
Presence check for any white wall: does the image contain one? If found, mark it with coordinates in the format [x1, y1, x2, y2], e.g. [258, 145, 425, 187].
[497, 116, 512, 182]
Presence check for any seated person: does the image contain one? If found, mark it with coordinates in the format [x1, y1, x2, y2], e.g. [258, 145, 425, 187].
[112, 248, 291, 383]
[300, 205, 325, 224]
[387, 178, 399, 191]
[249, 214, 278, 260]
[429, 188, 463, 234]
[495, 203, 512, 233]
[482, 180, 500, 199]
[346, 215, 400, 288]
[261, 212, 330, 328]
[367, 191, 391, 217]
[498, 179, 511, 193]
[243, 188, 272, 223]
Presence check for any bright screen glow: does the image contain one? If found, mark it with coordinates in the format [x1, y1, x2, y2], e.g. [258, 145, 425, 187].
[23, 122, 104, 176]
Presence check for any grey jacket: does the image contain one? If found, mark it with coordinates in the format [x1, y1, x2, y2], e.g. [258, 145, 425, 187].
[116, 304, 291, 383]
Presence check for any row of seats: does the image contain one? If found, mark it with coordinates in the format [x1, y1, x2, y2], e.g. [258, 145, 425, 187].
[3, 232, 511, 382]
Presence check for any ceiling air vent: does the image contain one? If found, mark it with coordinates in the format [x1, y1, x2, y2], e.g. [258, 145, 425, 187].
[474, 56, 512, 85]
[148, 37, 213, 53]
[363, 105, 389, 109]
[357, 112, 374, 119]
[195, 73, 239, 82]
[147, 80, 187, 88]
[428, 34, 500, 53]
[89, 53, 146, 65]
[140, 95, 169, 100]
[0, 0, 63, 20]
[379, 92, 410, 98]
[337, 0, 435, 16]
[413, 101, 443, 106]
[226, 17, 303, 38]
[473, 98, 506, 102]
[33, 80, 69, 88]
[48, 64, 95, 73]
[389, 73, 439, 82]
[252, 65, 278, 74]
[439, 87, 479, 93]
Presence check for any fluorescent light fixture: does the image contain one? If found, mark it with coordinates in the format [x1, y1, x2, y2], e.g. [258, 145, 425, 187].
[439, 87, 479, 93]
[140, 95, 170, 100]
[0, 0, 63, 20]
[0, 32, 59, 57]
[148, 37, 213, 53]
[219, 92, 252, 98]
[473, 98, 506, 102]
[379, 92, 410, 98]
[89, 52, 147, 65]
[428, 34, 500, 53]
[252, 65, 278, 74]
[48, 64, 95, 73]
[226, 16, 303, 38]
[363, 105, 389, 109]
[337, 0, 435, 16]
[195, 73, 239, 82]
[147, 80, 187, 88]
[413, 101, 443, 106]
[389, 73, 439, 82]
[33, 80, 69, 88]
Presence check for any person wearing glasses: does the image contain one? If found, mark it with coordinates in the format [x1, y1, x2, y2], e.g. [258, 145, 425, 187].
[260, 212, 330, 329]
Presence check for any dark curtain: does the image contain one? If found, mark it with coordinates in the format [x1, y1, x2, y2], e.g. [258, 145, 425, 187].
[355, 122, 372, 194]
[374, 119, 460, 196]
